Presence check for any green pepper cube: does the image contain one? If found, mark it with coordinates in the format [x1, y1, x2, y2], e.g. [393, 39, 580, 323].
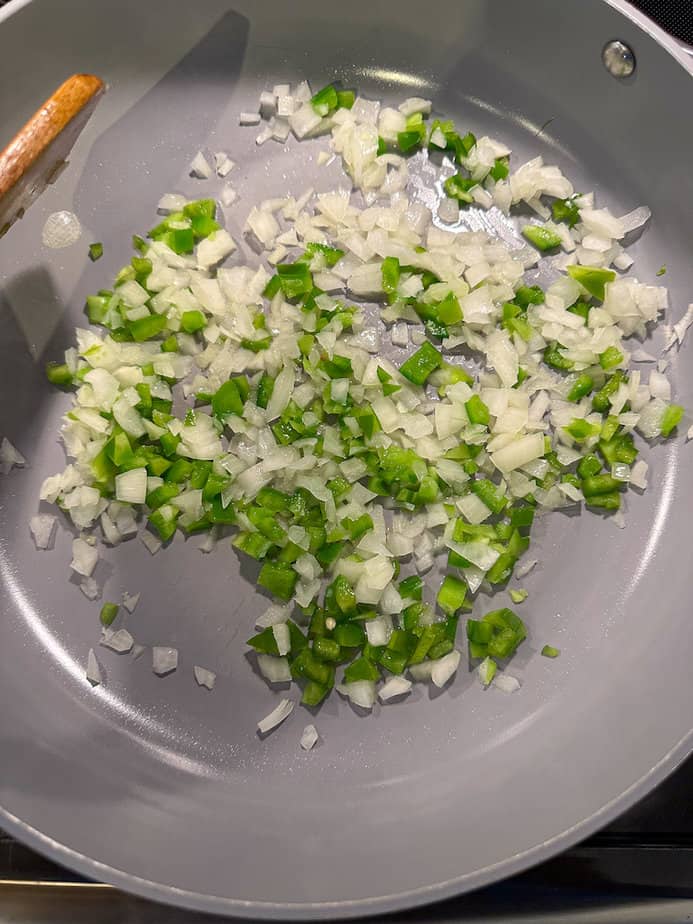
[522, 225, 562, 251]
[257, 562, 297, 601]
[399, 341, 443, 386]
[437, 575, 467, 616]
[567, 264, 616, 301]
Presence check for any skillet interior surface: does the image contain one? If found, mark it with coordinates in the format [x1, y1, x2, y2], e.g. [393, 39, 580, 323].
[1, 0, 693, 917]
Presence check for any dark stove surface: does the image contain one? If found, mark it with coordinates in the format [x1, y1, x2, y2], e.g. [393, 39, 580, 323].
[1, 0, 692, 920]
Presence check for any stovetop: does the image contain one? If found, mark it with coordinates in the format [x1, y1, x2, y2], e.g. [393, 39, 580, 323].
[1, 0, 693, 920]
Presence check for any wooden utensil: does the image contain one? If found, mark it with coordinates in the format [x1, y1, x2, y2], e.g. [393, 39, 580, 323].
[0, 73, 104, 236]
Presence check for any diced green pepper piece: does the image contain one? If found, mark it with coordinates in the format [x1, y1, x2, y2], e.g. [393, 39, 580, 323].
[45, 361, 74, 388]
[311, 83, 339, 116]
[471, 478, 506, 514]
[514, 285, 544, 307]
[437, 575, 467, 616]
[585, 491, 621, 510]
[257, 562, 297, 601]
[146, 483, 179, 510]
[567, 374, 594, 403]
[88, 242, 103, 262]
[343, 656, 380, 684]
[541, 644, 560, 658]
[99, 602, 119, 627]
[129, 314, 167, 342]
[599, 346, 623, 370]
[567, 264, 616, 301]
[544, 342, 574, 371]
[399, 341, 443, 386]
[444, 174, 477, 203]
[581, 473, 622, 497]
[334, 623, 365, 648]
[212, 379, 244, 418]
[301, 681, 331, 707]
[522, 225, 562, 251]
[437, 292, 463, 325]
[564, 418, 601, 442]
[551, 196, 580, 227]
[661, 404, 684, 437]
[148, 505, 179, 542]
[464, 394, 490, 426]
[277, 261, 313, 299]
[312, 637, 341, 662]
[591, 370, 624, 413]
[399, 574, 424, 602]
[489, 157, 509, 181]
[181, 310, 206, 334]
[381, 256, 400, 298]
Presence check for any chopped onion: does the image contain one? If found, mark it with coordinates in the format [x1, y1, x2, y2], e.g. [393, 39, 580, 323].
[152, 646, 178, 676]
[80, 577, 100, 600]
[257, 653, 292, 683]
[70, 537, 98, 577]
[378, 676, 412, 702]
[190, 151, 212, 179]
[300, 724, 319, 750]
[194, 665, 217, 690]
[86, 648, 102, 686]
[29, 514, 56, 550]
[630, 459, 648, 490]
[431, 650, 461, 688]
[494, 673, 521, 693]
[42, 210, 81, 248]
[0, 437, 26, 473]
[515, 559, 538, 579]
[100, 628, 134, 654]
[337, 680, 377, 709]
[115, 467, 147, 504]
[257, 698, 294, 734]
[122, 591, 140, 613]
[272, 623, 291, 656]
[157, 193, 187, 213]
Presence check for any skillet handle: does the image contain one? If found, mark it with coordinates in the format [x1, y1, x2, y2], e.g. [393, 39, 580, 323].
[0, 73, 105, 237]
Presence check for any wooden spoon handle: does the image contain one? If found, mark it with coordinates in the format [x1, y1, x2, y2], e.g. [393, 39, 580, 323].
[0, 73, 105, 236]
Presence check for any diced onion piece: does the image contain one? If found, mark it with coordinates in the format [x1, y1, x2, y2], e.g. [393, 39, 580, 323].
[194, 665, 217, 690]
[272, 623, 291, 656]
[0, 437, 26, 472]
[378, 676, 412, 702]
[100, 628, 134, 654]
[300, 724, 319, 750]
[258, 698, 294, 734]
[29, 514, 57, 550]
[158, 193, 187, 212]
[152, 646, 178, 675]
[70, 537, 98, 577]
[86, 648, 102, 686]
[494, 673, 521, 693]
[190, 151, 212, 178]
[80, 577, 100, 600]
[115, 467, 147, 504]
[257, 653, 292, 683]
[42, 210, 81, 248]
[431, 650, 461, 688]
[338, 680, 377, 709]
[515, 559, 538, 579]
[122, 591, 140, 613]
